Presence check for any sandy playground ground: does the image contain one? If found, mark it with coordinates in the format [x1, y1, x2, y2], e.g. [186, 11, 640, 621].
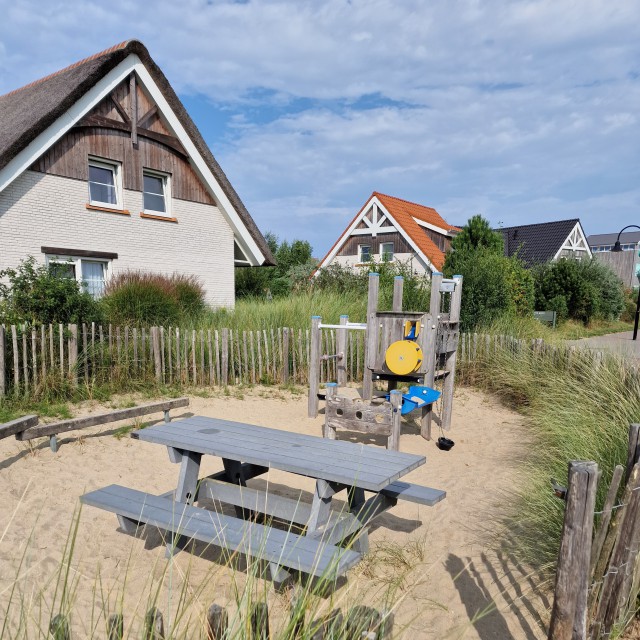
[0, 385, 549, 638]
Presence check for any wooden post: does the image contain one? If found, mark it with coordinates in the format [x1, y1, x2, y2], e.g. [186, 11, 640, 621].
[392, 275, 404, 312]
[548, 460, 598, 640]
[251, 602, 269, 640]
[68, 324, 78, 386]
[107, 613, 124, 640]
[221, 328, 229, 387]
[421, 272, 442, 439]
[389, 389, 403, 451]
[336, 315, 348, 388]
[144, 607, 164, 639]
[206, 604, 228, 640]
[308, 316, 322, 417]
[363, 272, 380, 401]
[592, 462, 640, 637]
[0, 325, 5, 397]
[11, 325, 19, 391]
[130, 73, 138, 146]
[152, 327, 162, 383]
[441, 274, 463, 430]
[49, 613, 70, 640]
[323, 383, 338, 439]
[625, 423, 640, 483]
[283, 327, 290, 385]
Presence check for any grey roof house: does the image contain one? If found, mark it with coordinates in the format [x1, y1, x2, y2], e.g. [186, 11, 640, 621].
[497, 219, 592, 267]
[588, 231, 640, 288]
[0, 39, 274, 306]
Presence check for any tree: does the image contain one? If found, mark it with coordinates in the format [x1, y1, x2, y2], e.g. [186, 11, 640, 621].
[444, 214, 504, 276]
[235, 233, 314, 298]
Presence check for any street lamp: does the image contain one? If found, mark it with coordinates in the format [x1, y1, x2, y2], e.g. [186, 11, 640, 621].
[611, 225, 640, 340]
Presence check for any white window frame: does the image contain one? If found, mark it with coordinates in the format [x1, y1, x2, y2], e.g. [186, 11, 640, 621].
[45, 255, 112, 299]
[88, 156, 123, 209]
[358, 244, 372, 263]
[380, 242, 394, 261]
[143, 168, 171, 217]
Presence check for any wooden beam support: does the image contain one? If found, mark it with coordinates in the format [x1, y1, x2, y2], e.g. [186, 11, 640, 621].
[109, 93, 131, 125]
[130, 74, 137, 145]
[137, 105, 158, 130]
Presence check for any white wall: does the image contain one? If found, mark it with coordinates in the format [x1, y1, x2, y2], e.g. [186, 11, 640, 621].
[331, 252, 432, 274]
[0, 170, 235, 307]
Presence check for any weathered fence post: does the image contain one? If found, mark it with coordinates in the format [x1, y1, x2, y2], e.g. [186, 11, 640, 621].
[548, 460, 599, 640]
[144, 607, 164, 639]
[206, 604, 228, 639]
[392, 275, 403, 312]
[283, 327, 290, 385]
[336, 315, 348, 387]
[308, 316, 322, 418]
[221, 328, 229, 387]
[251, 602, 269, 640]
[68, 323, 78, 386]
[151, 327, 162, 383]
[107, 613, 124, 640]
[362, 272, 379, 401]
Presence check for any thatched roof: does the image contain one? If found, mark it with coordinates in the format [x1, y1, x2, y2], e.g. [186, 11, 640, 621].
[0, 40, 275, 265]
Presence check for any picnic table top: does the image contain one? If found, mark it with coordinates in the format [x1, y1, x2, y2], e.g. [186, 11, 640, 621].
[132, 415, 425, 492]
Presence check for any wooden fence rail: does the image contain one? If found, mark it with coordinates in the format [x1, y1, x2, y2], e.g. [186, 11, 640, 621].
[48, 601, 393, 639]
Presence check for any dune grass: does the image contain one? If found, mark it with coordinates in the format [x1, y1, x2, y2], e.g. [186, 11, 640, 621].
[459, 331, 640, 570]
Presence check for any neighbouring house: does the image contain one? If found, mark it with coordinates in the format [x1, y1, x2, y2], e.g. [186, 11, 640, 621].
[497, 219, 592, 267]
[588, 231, 640, 288]
[0, 40, 274, 307]
[315, 192, 460, 276]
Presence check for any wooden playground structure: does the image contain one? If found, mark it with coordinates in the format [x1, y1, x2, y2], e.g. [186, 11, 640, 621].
[308, 272, 463, 442]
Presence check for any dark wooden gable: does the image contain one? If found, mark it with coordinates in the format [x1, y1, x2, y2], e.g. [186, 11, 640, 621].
[30, 75, 215, 205]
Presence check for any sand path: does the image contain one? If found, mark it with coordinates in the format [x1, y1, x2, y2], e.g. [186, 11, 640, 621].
[0, 386, 548, 638]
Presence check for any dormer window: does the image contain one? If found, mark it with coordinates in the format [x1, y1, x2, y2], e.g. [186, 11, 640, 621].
[143, 170, 170, 215]
[88, 157, 122, 208]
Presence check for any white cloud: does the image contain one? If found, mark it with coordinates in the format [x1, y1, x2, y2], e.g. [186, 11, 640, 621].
[0, 0, 639, 253]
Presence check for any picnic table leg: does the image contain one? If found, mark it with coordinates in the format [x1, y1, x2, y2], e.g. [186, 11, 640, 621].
[307, 479, 338, 534]
[222, 459, 253, 520]
[167, 450, 202, 557]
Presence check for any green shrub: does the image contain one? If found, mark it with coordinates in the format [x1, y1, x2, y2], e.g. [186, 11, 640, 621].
[0, 257, 101, 325]
[534, 259, 624, 324]
[101, 271, 205, 325]
[621, 288, 638, 323]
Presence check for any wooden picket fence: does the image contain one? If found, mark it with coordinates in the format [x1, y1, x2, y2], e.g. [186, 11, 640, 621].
[48, 601, 393, 639]
[0, 323, 369, 397]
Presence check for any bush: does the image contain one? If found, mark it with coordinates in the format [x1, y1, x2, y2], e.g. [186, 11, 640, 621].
[534, 259, 624, 324]
[101, 271, 205, 325]
[443, 215, 534, 331]
[0, 257, 101, 325]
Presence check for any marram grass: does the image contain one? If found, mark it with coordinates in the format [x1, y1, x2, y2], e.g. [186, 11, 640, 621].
[459, 333, 640, 570]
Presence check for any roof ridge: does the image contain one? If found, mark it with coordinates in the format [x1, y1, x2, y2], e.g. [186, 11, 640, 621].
[1, 40, 134, 99]
[374, 191, 438, 212]
[499, 219, 579, 231]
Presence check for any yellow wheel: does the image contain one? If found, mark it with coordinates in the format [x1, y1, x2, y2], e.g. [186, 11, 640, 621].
[385, 340, 423, 376]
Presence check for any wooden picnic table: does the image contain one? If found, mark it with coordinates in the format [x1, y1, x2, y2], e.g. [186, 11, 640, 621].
[81, 416, 445, 585]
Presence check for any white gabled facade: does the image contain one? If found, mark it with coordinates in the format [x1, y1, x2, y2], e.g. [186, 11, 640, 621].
[553, 221, 592, 261]
[0, 50, 269, 307]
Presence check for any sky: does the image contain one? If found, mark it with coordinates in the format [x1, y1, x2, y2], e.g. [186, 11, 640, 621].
[1, 0, 639, 257]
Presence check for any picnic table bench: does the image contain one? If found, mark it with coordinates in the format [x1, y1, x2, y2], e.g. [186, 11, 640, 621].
[81, 416, 445, 585]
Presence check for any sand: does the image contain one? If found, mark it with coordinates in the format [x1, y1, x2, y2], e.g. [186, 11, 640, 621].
[0, 386, 549, 638]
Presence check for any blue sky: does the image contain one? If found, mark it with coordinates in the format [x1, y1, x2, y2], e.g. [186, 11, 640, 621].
[1, 0, 639, 257]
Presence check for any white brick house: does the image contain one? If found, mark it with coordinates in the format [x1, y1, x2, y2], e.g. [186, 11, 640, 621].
[0, 40, 274, 307]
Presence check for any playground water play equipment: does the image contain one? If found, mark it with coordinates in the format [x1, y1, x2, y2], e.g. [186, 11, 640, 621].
[308, 271, 463, 443]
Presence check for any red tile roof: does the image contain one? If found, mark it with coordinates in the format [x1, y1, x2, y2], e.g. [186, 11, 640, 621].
[318, 192, 459, 273]
[374, 192, 459, 271]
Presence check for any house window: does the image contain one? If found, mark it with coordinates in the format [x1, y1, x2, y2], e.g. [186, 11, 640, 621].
[380, 242, 394, 261]
[47, 255, 110, 299]
[358, 245, 371, 263]
[143, 170, 170, 215]
[88, 158, 122, 208]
